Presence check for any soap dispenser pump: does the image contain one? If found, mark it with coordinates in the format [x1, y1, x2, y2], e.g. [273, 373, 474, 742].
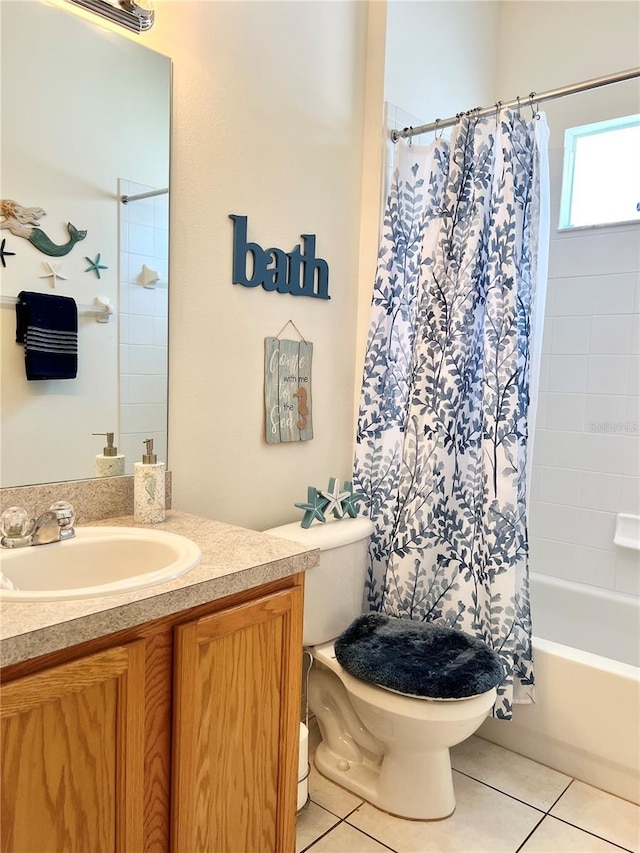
[93, 432, 125, 478]
[134, 438, 165, 523]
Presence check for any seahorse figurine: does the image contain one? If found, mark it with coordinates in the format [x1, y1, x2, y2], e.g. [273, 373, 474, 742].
[0, 199, 87, 257]
[293, 386, 309, 430]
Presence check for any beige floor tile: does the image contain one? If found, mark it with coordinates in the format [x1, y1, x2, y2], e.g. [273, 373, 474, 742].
[451, 735, 572, 810]
[346, 770, 543, 852]
[310, 763, 365, 818]
[520, 815, 628, 852]
[551, 780, 640, 853]
[306, 821, 395, 852]
[296, 801, 341, 853]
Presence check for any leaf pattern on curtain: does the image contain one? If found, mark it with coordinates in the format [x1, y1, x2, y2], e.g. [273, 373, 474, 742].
[354, 110, 548, 719]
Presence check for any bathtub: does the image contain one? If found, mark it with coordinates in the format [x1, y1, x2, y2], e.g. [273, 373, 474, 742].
[479, 572, 640, 804]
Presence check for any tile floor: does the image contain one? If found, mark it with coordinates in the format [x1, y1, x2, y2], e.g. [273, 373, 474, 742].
[296, 726, 640, 853]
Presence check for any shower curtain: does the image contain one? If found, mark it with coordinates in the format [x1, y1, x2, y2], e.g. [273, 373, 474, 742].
[354, 109, 550, 719]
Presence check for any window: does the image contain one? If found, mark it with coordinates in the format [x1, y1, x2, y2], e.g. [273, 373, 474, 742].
[559, 114, 640, 229]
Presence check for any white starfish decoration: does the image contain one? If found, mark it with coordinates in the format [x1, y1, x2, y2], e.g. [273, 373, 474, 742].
[139, 264, 160, 288]
[39, 260, 67, 286]
[321, 477, 351, 518]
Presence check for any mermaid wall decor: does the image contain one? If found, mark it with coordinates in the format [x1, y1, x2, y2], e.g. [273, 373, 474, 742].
[1, 199, 87, 257]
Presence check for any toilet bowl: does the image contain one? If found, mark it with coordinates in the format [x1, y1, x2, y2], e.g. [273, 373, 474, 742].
[309, 640, 496, 819]
[264, 517, 500, 820]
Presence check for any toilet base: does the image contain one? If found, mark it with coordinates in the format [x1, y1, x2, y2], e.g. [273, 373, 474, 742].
[308, 643, 496, 820]
[314, 739, 456, 820]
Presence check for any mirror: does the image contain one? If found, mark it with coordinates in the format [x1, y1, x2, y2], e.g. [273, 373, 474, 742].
[0, 0, 170, 488]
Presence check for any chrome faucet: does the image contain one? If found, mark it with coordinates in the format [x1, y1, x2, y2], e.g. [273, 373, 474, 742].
[0, 502, 76, 548]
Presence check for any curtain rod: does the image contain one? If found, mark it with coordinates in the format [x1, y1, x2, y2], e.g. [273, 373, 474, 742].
[120, 188, 168, 204]
[391, 67, 640, 141]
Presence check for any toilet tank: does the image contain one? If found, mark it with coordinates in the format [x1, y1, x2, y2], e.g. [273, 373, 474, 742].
[264, 516, 374, 646]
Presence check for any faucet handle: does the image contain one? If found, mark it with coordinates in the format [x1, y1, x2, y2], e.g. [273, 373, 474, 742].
[0, 506, 32, 538]
[49, 501, 75, 527]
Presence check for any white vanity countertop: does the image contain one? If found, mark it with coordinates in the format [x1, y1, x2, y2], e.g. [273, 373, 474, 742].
[0, 511, 317, 667]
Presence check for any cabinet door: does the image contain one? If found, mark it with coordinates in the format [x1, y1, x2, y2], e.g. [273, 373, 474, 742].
[172, 585, 303, 853]
[1, 642, 146, 853]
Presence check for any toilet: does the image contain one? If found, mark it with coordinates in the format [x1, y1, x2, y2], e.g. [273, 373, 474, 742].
[264, 516, 501, 820]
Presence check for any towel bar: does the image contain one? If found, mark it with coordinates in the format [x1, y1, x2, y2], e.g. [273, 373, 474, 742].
[0, 294, 113, 323]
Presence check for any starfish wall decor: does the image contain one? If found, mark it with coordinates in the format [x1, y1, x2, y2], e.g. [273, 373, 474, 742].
[0, 238, 15, 268]
[85, 253, 108, 278]
[39, 260, 68, 286]
[139, 264, 160, 288]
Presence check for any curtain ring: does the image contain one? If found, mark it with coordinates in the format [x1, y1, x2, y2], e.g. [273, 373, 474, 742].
[408, 126, 413, 146]
[529, 92, 540, 121]
[434, 118, 443, 139]
[469, 107, 481, 128]
[516, 95, 522, 115]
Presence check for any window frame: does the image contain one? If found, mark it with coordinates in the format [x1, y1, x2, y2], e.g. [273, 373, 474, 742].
[559, 113, 640, 231]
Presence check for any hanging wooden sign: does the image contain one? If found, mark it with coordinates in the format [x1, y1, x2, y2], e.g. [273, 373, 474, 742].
[264, 337, 313, 444]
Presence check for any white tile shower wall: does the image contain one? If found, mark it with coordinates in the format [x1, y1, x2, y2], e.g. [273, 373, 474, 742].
[530, 148, 640, 597]
[383, 102, 429, 207]
[119, 180, 169, 474]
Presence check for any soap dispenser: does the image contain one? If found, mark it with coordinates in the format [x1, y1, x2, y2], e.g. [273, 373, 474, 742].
[93, 432, 125, 477]
[134, 438, 165, 523]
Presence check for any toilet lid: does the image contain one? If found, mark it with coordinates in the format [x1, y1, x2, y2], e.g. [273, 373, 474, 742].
[334, 613, 504, 700]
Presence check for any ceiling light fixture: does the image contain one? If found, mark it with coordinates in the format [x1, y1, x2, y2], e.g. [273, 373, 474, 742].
[65, 0, 154, 33]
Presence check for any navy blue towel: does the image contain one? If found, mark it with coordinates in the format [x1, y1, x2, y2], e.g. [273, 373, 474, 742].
[16, 291, 78, 380]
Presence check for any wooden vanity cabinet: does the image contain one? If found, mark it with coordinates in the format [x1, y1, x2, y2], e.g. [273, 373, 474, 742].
[172, 587, 302, 852]
[0, 574, 304, 853]
[1, 642, 146, 852]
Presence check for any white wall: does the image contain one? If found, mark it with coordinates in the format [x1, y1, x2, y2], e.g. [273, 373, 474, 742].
[0, 0, 169, 486]
[355, 0, 503, 427]
[143, 1, 372, 530]
[495, 1, 640, 598]
[378, 0, 500, 330]
[140, 0, 502, 531]
[384, 0, 501, 127]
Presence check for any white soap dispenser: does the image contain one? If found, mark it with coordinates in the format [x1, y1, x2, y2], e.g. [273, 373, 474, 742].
[134, 438, 165, 523]
[93, 432, 125, 477]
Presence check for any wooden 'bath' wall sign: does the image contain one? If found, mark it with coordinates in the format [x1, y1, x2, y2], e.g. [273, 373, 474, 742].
[230, 214, 330, 300]
[264, 337, 313, 444]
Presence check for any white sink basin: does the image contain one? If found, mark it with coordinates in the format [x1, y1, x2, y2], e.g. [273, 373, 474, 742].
[0, 526, 202, 601]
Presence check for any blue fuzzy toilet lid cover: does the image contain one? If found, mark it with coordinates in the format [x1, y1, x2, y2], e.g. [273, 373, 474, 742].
[334, 612, 504, 700]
